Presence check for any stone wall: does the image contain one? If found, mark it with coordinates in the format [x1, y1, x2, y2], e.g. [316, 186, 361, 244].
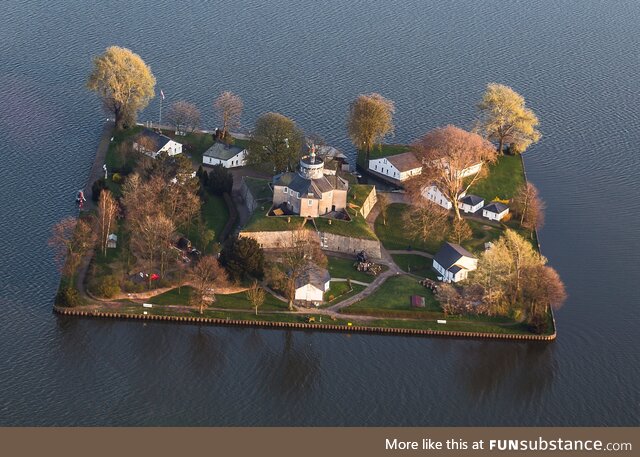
[358, 186, 378, 219]
[240, 177, 258, 214]
[239, 229, 382, 259]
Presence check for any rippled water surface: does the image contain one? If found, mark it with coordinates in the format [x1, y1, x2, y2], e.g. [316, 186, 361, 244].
[0, 0, 638, 425]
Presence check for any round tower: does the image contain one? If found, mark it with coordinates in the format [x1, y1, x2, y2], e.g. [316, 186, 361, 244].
[299, 144, 324, 179]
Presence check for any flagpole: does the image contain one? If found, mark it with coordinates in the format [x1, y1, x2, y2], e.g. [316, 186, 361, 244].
[159, 94, 162, 129]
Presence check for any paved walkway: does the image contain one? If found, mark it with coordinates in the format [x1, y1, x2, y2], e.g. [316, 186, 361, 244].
[330, 278, 370, 287]
[388, 249, 433, 259]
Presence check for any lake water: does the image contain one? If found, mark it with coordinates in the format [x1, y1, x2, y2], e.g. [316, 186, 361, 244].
[0, 0, 638, 425]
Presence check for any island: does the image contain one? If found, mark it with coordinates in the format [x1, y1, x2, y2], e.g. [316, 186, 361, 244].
[50, 46, 565, 341]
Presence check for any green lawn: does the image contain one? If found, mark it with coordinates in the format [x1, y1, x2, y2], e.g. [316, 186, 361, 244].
[323, 283, 367, 305]
[375, 203, 442, 253]
[356, 144, 411, 168]
[105, 125, 143, 172]
[202, 193, 230, 241]
[343, 275, 442, 317]
[468, 154, 525, 201]
[368, 318, 532, 334]
[461, 220, 503, 254]
[391, 254, 437, 279]
[244, 209, 308, 232]
[148, 286, 288, 311]
[348, 184, 375, 209]
[243, 177, 273, 202]
[327, 256, 375, 283]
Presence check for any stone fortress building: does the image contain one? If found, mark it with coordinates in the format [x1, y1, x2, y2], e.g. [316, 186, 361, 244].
[272, 146, 349, 218]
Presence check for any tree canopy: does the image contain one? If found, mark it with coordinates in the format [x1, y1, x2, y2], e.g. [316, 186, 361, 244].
[214, 91, 243, 140]
[476, 83, 541, 154]
[407, 125, 497, 219]
[346, 93, 395, 161]
[87, 46, 156, 129]
[166, 100, 201, 134]
[247, 112, 303, 173]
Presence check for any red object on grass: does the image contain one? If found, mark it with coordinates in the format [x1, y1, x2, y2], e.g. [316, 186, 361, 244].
[150, 274, 160, 281]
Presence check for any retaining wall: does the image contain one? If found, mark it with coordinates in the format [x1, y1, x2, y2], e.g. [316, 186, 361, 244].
[53, 306, 556, 341]
[239, 230, 382, 259]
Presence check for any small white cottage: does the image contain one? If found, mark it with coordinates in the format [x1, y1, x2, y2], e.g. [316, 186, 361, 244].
[458, 194, 485, 214]
[482, 202, 509, 221]
[294, 265, 331, 305]
[202, 142, 248, 168]
[433, 242, 478, 283]
[106, 233, 118, 249]
[368, 152, 422, 182]
[133, 129, 182, 158]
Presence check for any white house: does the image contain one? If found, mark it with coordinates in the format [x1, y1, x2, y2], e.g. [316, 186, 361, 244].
[482, 201, 509, 221]
[133, 129, 182, 158]
[106, 233, 117, 249]
[458, 194, 485, 214]
[457, 162, 483, 178]
[422, 185, 467, 210]
[202, 142, 248, 168]
[294, 265, 331, 305]
[432, 242, 478, 283]
[368, 152, 422, 182]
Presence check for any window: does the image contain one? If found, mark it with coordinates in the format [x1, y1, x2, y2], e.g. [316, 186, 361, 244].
[308, 199, 313, 206]
[283, 187, 288, 194]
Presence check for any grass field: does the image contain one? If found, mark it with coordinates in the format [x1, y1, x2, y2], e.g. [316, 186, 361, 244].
[327, 256, 376, 283]
[343, 275, 441, 315]
[375, 203, 443, 253]
[391, 254, 437, 279]
[468, 154, 525, 201]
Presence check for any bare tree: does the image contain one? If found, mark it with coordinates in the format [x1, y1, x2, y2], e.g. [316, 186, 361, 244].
[96, 190, 119, 256]
[511, 182, 545, 232]
[521, 264, 566, 332]
[214, 91, 243, 140]
[377, 193, 390, 226]
[448, 217, 473, 244]
[129, 213, 176, 280]
[166, 100, 201, 134]
[347, 93, 395, 162]
[407, 125, 497, 220]
[280, 230, 326, 310]
[402, 202, 449, 246]
[49, 216, 96, 277]
[189, 256, 229, 314]
[246, 280, 266, 315]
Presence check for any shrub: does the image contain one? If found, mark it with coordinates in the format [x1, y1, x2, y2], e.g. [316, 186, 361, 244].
[207, 164, 233, 195]
[91, 179, 108, 202]
[220, 236, 265, 281]
[95, 275, 121, 298]
[55, 278, 83, 307]
[111, 173, 122, 184]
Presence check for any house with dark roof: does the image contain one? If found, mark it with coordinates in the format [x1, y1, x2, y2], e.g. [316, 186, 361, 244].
[294, 264, 331, 305]
[203, 142, 247, 168]
[482, 201, 509, 221]
[459, 194, 485, 214]
[272, 149, 348, 217]
[432, 242, 478, 283]
[368, 151, 422, 182]
[133, 128, 182, 158]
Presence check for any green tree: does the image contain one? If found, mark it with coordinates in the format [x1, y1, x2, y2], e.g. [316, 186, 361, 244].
[247, 113, 303, 172]
[207, 164, 233, 195]
[87, 46, 156, 129]
[347, 93, 395, 162]
[220, 236, 265, 282]
[476, 83, 541, 154]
